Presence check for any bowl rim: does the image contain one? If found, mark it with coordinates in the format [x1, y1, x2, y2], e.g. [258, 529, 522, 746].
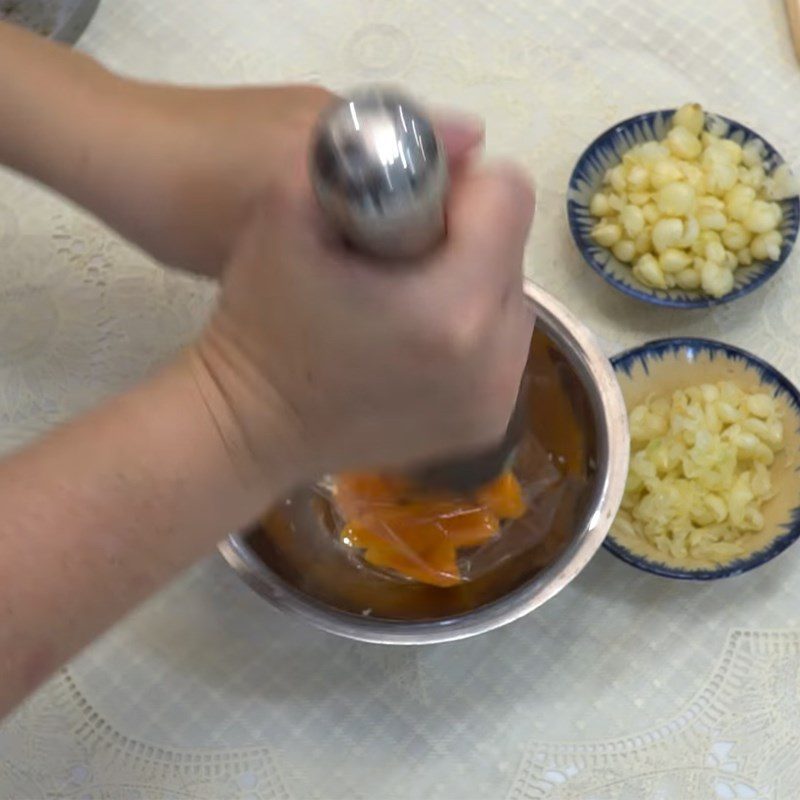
[566, 108, 800, 309]
[606, 335, 800, 580]
[0, 0, 99, 43]
[50, 0, 100, 43]
[219, 281, 630, 644]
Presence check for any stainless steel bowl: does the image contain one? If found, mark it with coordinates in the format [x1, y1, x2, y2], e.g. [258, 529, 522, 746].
[1, 0, 100, 43]
[219, 281, 629, 644]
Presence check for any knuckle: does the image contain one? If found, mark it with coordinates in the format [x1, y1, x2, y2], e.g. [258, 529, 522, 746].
[442, 300, 496, 358]
[410, 304, 490, 363]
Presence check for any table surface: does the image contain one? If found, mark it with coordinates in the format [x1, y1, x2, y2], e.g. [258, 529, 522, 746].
[3, 1, 800, 798]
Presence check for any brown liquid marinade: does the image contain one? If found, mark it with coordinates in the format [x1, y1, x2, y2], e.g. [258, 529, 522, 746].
[251, 328, 596, 620]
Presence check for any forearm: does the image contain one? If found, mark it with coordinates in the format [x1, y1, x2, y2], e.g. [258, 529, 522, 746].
[0, 23, 224, 272]
[0, 353, 291, 718]
[0, 23, 119, 188]
[0, 25, 335, 276]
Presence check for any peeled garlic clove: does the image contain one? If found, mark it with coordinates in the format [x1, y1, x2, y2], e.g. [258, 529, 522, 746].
[659, 248, 693, 274]
[612, 239, 637, 263]
[667, 126, 702, 160]
[609, 165, 627, 193]
[652, 217, 684, 252]
[675, 215, 700, 248]
[744, 200, 779, 234]
[697, 208, 728, 231]
[751, 231, 783, 261]
[592, 222, 623, 248]
[590, 192, 611, 217]
[642, 202, 660, 225]
[725, 184, 756, 222]
[717, 139, 743, 166]
[657, 181, 696, 216]
[742, 139, 767, 168]
[675, 267, 701, 290]
[704, 240, 726, 264]
[628, 191, 652, 207]
[651, 159, 684, 189]
[763, 164, 800, 201]
[700, 261, 734, 297]
[608, 193, 625, 213]
[721, 221, 751, 251]
[621, 204, 646, 237]
[627, 165, 650, 189]
[634, 229, 652, 254]
[633, 254, 667, 288]
[673, 103, 705, 136]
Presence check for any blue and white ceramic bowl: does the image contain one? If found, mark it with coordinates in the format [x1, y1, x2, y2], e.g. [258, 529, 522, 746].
[567, 110, 800, 309]
[607, 337, 800, 579]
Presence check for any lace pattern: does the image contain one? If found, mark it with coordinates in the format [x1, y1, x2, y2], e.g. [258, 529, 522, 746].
[2, 0, 800, 796]
[2, 628, 799, 799]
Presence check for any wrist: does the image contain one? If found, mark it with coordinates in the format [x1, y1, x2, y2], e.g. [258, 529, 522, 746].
[185, 334, 310, 502]
[113, 349, 301, 543]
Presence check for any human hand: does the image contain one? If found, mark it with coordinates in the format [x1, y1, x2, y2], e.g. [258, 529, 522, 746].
[0, 24, 492, 279]
[192, 153, 536, 490]
[52, 76, 487, 278]
[113, 82, 490, 276]
[0, 29, 331, 277]
[99, 83, 336, 276]
[0, 26, 540, 716]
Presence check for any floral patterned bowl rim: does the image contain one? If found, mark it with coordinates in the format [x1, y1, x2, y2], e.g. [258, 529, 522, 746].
[606, 336, 800, 580]
[567, 109, 800, 309]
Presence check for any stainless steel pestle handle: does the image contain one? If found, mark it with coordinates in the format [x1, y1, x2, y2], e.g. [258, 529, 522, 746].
[309, 87, 521, 490]
[310, 87, 448, 259]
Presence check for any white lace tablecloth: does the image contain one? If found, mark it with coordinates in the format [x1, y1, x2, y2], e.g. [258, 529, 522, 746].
[3, 1, 800, 797]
